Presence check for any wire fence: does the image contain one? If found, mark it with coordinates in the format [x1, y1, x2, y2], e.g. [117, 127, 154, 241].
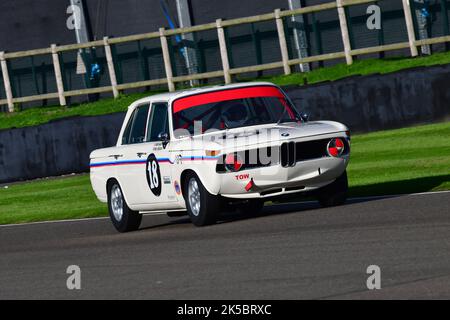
[0, 0, 450, 113]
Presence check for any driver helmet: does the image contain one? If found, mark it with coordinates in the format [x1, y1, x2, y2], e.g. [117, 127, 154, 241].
[222, 102, 249, 128]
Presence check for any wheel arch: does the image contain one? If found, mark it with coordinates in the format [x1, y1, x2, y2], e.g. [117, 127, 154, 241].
[180, 169, 196, 199]
[179, 168, 220, 196]
[106, 177, 118, 193]
[106, 177, 133, 207]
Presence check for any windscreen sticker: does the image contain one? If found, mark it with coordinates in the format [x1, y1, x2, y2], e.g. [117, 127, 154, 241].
[174, 181, 181, 195]
[173, 86, 285, 113]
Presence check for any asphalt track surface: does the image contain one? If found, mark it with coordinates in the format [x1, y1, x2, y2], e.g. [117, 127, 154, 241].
[0, 192, 449, 299]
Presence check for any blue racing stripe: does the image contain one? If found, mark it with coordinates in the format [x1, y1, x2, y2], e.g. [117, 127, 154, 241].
[90, 155, 219, 168]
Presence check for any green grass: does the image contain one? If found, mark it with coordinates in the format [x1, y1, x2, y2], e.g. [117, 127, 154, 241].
[264, 50, 450, 87]
[2, 51, 450, 130]
[347, 122, 450, 196]
[0, 175, 106, 225]
[0, 91, 161, 130]
[0, 122, 449, 225]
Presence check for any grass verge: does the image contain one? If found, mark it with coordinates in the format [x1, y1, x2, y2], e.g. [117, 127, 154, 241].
[0, 122, 449, 225]
[1, 51, 450, 130]
[264, 50, 450, 86]
[0, 91, 157, 131]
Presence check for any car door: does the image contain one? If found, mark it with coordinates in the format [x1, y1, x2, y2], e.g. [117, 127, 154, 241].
[134, 102, 178, 209]
[115, 103, 151, 206]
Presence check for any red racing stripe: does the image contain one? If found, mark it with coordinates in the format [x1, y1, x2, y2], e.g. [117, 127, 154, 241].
[173, 86, 285, 113]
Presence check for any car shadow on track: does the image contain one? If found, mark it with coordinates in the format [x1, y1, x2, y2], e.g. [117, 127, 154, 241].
[218, 174, 450, 224]
[216, 197, 374, 225]
[139, 175, 449, 230]
[348, 174, 450, 198]
[139, 198, 377, 231]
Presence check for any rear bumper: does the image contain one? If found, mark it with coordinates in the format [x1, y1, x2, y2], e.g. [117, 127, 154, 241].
[218, 155, 349, 199]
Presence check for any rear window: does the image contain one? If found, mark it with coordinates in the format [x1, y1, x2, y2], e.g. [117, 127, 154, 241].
[123, 104, 150, 144]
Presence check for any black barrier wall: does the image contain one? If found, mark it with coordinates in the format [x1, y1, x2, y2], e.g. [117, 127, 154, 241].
[0, 113, 125, 183]
[0, 64, 449, 183]
[288, 64, 450, 132]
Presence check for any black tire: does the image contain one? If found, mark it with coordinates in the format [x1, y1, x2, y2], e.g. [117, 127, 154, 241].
[238, 199, 265, 216]
[183, 172, 221, 226]
[107, 181, 142, 232]
[317, 170, 348, 207]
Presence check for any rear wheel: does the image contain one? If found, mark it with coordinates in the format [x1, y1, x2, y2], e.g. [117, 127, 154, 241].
[108, 182, 142, 232]
[184, 172, 220, 226]
[317, 171, 348, 207]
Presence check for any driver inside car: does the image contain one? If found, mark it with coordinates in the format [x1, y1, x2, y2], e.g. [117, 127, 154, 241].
[221, 101, 249, 128]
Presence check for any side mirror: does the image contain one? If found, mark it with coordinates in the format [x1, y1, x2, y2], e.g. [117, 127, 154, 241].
[158, 132, 169, 141]
[158, 132, 169, 148]
[300, 112, 309, 122]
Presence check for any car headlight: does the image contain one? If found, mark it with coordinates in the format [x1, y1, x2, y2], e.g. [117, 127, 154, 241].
[327, 138, 345, 157]
[224, 153, 243, 172]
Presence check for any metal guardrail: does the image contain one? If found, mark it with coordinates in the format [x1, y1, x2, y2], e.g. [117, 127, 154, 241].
[0, 0, 449, 112]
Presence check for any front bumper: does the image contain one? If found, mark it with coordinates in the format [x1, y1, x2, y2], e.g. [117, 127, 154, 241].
[218, 155, 349, 199]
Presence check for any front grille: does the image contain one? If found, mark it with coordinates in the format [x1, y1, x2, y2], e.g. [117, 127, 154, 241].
[281, 138, 349, 167]
[296, 139, 330, 161]
[281, 142, 296, 167]
[260, 188, 282, 196]
[217, 138, 349, 172]
[285, 185, 305, 192]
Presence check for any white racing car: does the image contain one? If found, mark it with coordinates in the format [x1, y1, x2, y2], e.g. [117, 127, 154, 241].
[90, 82, 350, 232]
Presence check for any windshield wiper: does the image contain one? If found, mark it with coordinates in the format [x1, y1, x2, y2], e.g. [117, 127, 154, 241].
[276, 107, 288, 125]
[277, 108, 301, 125]
[221, 115, 230, 130]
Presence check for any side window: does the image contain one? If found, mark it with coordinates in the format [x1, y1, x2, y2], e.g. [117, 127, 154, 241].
[147, 103, 169, 142]
[121, 109, 136, 145]
[127, 104, 150, 144]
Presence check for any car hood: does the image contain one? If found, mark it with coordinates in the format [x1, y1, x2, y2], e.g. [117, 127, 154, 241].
[175, 121, 348, 151]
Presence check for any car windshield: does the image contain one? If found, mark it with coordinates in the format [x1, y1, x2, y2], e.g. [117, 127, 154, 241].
[172, 86, 300, 136]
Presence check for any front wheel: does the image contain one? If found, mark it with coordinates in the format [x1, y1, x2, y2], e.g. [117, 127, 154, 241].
[108, 182, 142, 232]
[184, 173, 221, 226]
[317, 170, 348, 207]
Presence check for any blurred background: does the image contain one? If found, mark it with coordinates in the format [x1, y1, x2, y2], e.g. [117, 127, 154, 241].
[1, 0, 448, 109]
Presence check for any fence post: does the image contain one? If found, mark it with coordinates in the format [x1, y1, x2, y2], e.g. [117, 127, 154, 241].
[0, 52, 14, 112]
[103, 37, 119, 98]
[159, 28, 175, 92]
[275, 9, 291, 75]
[216, 19, 232, 84]
[336, 0, 353, 65]
[51, 44, 66, 106]
[402, 0, 419, 57]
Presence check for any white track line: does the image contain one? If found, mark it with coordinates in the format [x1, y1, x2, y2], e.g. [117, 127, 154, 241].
[0, 190, 449, 228]
[0, 216, 109, 228]
[350, 189, 450, 201]
[0, 212, 167, 228]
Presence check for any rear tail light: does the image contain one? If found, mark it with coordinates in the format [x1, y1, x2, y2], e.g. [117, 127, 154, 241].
[327, 138, 345, 157]
[224, 153, 243, 172]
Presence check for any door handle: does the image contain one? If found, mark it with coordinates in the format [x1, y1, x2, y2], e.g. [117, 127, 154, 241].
[137, 152, 147, 158]
[109, 154, 123, 160]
